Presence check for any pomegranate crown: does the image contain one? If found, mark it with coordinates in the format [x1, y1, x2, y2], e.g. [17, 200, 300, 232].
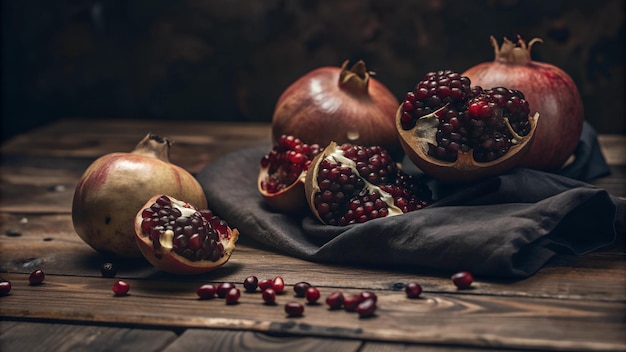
[491, 35, 543, 65]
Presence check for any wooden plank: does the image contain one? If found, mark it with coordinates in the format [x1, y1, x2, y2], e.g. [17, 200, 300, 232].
[0, 119, 272, 173]
[0, 320, 178, 352]
[163, 329, 362, 352]
[1, 213, 625, 301]
[0, 273, 624, 351]
[598, 135, 626, 166]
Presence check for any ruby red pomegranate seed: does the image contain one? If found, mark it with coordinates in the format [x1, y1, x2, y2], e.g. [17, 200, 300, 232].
[305, 287, 321, 304]
[325, 291, 344, 310]
[243, 276, 259, 292]
[451, 271, 474, 289]
[284, 301, 304, 317]
[356, 298, 377, 318]
[262, 288, 276, 304]
[217, 282, 236, 298]
[359, 291, 377, 303]
[197, 284, 217, 299]
[405, 282, 423, 298]
[28, 270, 45, 285]
[258, 279, 273, 291]
[112, 280, 129, 296]
[293, 281, 312, 297]
[343, 294, 361, 312]
[272, 276, 285, 293]
[225, 288, 241, 305]
[0, 281, 11, 295]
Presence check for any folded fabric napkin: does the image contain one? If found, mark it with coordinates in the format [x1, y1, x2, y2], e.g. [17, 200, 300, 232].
[197, 122, 624, 278]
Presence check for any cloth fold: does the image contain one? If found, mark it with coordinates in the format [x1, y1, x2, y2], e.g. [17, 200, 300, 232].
[197, 122, 624, 278]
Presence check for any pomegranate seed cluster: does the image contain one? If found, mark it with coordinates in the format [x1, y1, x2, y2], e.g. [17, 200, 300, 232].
[139, 195, 228, 262]
[313, 144, 432, 226]
[260, 135, 322, 194]
[400, 70, 532, 162]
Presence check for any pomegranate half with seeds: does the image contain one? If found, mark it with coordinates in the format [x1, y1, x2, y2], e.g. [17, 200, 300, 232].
[305, 142, 432, 226]
[134, 194, 238, 275]
[397, 70, 538, 183]
[258, 135, 323, 212]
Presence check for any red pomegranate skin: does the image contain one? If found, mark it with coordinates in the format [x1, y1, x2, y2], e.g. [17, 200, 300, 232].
[271, 61, 401, 156]
[463, 37, 584, 171]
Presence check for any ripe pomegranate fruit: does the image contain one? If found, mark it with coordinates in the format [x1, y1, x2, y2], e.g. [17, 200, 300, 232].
[272, 60, 401, 156]
[397, 70, 538, 183]
[73, 133, 208, 258]
[463, 36, 584, 171]
[134, 194, 239, 275]
[305, 142, 432, 226]
[258, 135, 323, 212]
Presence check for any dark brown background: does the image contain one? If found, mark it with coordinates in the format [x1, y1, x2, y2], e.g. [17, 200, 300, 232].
[2, 0, 624, 142]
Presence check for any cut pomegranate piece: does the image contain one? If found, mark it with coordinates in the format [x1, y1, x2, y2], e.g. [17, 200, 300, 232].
[134, 195, 239, 275]
[258, 135, 323, 212]
[305, 142, 432, 226]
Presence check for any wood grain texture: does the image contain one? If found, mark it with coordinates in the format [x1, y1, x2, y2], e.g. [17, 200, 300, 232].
[163, 329, 362, 352]
[0, 321, 178, 352]
[0, 273, 624, 351]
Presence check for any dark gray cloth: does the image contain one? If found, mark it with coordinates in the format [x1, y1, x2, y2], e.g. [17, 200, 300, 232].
[197, 122, 624, 278]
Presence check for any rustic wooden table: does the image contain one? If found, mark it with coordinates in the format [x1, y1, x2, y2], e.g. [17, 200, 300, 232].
[1, 118, 625, 352]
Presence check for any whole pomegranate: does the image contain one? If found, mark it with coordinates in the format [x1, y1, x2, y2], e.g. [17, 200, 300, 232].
[397, 70, 538, 183]
[134, 194, 238, 275]
[271, 60, 401, 156]
[305, 142, 432, 226]
[72, 133, 208, 258]
[258, 135, 323, 212]
[462, 36, 584, 171]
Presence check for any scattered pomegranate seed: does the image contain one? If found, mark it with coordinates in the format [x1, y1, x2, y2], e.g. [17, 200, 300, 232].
[325, 291, 344, 310]
[293, 281, 311, 297]
[28, 270, 45, 285]
[258, 279, 273, 291]
[100, 263, 117, 278]
[305, 287, 321, 304]
[272, 276, 285, 293]
[343, 294, 361, 312]
[0, 280, 11, 296]
[262, 288, 276, 304]
[284, 301, 304, 317]
[225, 288, 241, 305]
[217, 282, 236, 298]
[197, 284, 217, 299]
[451, 271, 474, 289]
[243, 276, 259, 292]
[405, 282, 422, 298]
[112, 280, 130, 296]
[359, 291, 377, 303]
[356, 298, 377, 318]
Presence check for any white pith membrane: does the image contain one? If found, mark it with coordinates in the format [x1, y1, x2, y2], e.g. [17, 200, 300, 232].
[306, 142, 403, 224]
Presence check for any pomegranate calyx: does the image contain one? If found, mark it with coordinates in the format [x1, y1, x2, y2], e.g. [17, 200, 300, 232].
[492, 35, 543, 66]
[131, 133, 172, 162]
[339, 60, 372, 96]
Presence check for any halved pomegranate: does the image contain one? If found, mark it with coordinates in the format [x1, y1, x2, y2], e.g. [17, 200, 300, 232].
[397, 70, 539, 183]
[304, 142, 432, 226]
[258, 135, 323, 212]
[134, 194, 239, 275]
